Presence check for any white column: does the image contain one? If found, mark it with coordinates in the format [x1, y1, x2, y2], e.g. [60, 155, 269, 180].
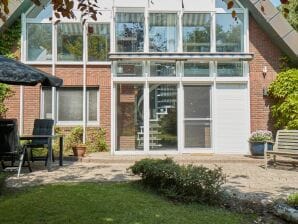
[83, 23, 87, 143]
[211, 12, 216, 53]
[143, 66, 150, 153]
[52, 19, 57, 127]
[20, 13, 26, 135]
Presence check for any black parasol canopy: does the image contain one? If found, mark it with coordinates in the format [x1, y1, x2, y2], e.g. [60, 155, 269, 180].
[0, 56, 63, 87]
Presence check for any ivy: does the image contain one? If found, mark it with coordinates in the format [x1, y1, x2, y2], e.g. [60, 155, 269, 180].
[268, 69, 298, 129]
[0, 20, 20, 117]
[0, 19, 21, 58]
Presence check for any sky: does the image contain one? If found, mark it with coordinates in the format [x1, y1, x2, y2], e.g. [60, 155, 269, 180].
[270, 0, 281, 7]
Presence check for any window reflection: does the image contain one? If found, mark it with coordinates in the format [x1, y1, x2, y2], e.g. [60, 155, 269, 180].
[88, 24, 110, 61]
[57, 23, 83, 61]
[216, 14, 244, 52]
[149, 13, 178, 52]
[115, 12, 144, 52]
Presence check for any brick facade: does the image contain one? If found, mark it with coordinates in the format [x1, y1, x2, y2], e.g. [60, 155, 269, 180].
[4, 15, 284, 151]
[5, 64, 111, 148]
[249, 15, 282, 133]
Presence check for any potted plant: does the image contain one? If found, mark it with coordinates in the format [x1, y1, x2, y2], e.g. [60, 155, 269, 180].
[249, 130, 273, 156]
[68, 126, 86, 157]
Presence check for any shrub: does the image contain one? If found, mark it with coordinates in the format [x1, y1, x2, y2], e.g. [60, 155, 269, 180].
[130, 158, 226, 205]
[248, 130, 273, 142]
[268, 69, 298, 129]
[86, 128, 108, 152]
[287, 192, 298, 208]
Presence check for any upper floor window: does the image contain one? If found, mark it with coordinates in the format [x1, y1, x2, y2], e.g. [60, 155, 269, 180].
[57, 23, 83, 61]
[150, 61, 176, 77]
[88, 23, 110, 61]
[183, 13, 211, 52]
[115, 61, 143, 77]
[149, 13, 178, 52]
[115, 12, 144, 52]
[217, 62, 243, 77]
[184, 62, 210, 77]
[27, 23, 52, 61]
[216, 13, 244, 52]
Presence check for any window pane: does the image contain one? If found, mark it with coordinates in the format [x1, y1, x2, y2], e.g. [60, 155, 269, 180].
[183, 13, 210, 52]
[57, 23, 83, 61]
[150, 84, 177, 150]
[184, 86, 210, 118]
[88, 89, 98, 121]
[184, 63, 209, 77]
[185, 120, 211, 148]
[115, 12, 144, 52]
[88, 24, 110, 61]
[216, 13, 244, 52]
[150, 61, 176, 77]
[149, 13, 178, 52]
[27, 24, 52, 61]
[115, 61, 143, 77]
[43, 88, 52, 119]
[116, 84, 144, 151]
[217, 62, 243, 77]
[58, 89, 83, 121]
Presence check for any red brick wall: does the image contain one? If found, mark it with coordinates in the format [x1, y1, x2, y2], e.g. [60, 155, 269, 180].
[4, 64, 111, 148]
[249, 15, 282, 133]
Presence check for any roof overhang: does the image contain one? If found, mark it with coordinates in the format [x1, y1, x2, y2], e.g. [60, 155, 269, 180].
[109, 52, 254, 61]
[239, 0, 298, 64]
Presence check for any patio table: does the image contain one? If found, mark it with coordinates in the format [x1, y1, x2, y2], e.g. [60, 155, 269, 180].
[20, 135, 63, 171]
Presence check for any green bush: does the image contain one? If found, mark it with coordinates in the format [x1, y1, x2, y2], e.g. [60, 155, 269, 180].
[268, 69, 298, 129]
[86, 128, 108, 152]
[287, 192, 298, 207]
[130, 158, 226, 205]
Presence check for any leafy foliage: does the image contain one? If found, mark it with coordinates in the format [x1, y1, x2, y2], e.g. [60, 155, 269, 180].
[130, 158, 226, 205]
[268, 69, 298, 129]
[86, 127, 108, 152]
[279, 0, 298, 30]
[287, 192, 298, 207]
[0, 84, 13, 117]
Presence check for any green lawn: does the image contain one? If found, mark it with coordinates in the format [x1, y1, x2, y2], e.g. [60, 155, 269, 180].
[0, 182, 254, 224]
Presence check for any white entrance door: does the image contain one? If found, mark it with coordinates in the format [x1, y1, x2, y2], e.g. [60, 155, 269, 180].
[215, 84, 250, 154]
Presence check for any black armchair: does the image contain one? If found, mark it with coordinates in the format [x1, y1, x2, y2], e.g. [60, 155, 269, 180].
[27, 119, 55, 165]
[0, 119, 31, 177]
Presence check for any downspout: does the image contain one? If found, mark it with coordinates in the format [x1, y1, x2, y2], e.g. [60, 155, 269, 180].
[20, 13, 26, 135]
[83, 23, 87, 143]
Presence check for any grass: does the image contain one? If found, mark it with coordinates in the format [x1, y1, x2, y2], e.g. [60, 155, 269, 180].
[0, 182, 255, 224]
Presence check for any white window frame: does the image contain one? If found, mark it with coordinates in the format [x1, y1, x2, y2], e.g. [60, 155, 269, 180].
[40, 87, 100, 126]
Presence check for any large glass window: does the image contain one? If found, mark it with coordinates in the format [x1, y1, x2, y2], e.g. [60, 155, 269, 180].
[116, 84, 144, 151]
[88, 24, 110, 61]
[184, 86, 211, 148]
[184, 63, 210, 77]
[183, 13, 211, 52]
[115, 61, 143, 77]
[57, 23, 83, 61]
[115, 12, 144, 52]
[42, 88, 99, 123]
[217, 62, 243, 77]
[27, 23, 52, 61]
[149, 13, 178, 52]
[150, 84, 177, 150]
[150, 61, 176, 77]
[216, 13, 244, 52]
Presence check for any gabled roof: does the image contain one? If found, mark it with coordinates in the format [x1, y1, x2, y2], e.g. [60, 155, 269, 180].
[2, 0, 297, 63]
[0, 0, 32, 30]
[239, 0, 298, 64]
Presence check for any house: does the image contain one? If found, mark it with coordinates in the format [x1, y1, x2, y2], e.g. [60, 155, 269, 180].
[3, 0, 298, 155]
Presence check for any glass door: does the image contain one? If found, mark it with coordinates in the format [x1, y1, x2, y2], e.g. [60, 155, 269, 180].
[184, 85, 212, 149]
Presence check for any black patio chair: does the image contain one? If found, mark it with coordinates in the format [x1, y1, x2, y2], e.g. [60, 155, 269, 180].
[0, 119, 32, 177]
[27, 119, 55, 166]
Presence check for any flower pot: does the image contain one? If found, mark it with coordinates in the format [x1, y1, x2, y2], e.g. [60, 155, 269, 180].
[249, 142, 273, 156]
[72, 145, 86, 157]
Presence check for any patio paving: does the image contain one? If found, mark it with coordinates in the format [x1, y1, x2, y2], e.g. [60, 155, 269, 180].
[4, 153, 298, 203]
